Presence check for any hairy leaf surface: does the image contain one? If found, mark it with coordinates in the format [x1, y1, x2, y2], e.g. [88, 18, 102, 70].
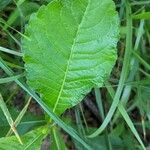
[23, 0, 119, 115]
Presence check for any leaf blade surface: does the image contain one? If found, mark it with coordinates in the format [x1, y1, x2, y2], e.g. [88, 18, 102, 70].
[23, 0, 119, 115]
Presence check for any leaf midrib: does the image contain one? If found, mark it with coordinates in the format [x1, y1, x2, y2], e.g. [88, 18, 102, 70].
[52, 1, 90, 113]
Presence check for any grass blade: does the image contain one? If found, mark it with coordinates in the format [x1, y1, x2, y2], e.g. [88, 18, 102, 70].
[88, 0, 133, 138]
[94, 88, 112, 150]
[0, 46, 23, 57]
[105, 81, 146, 150]
[133, 51, 150, 71]
[6, 97, 31, 136]
[0, 74, 24, 84]
[0, 94, 23, 144]
[118, 103, 146, 150]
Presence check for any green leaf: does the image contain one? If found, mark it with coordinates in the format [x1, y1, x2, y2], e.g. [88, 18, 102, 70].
[51, 127, 67, 150]
[0, 127, 46, 150]
[23, 0, 119, 115]
[132, 12, 150, 20]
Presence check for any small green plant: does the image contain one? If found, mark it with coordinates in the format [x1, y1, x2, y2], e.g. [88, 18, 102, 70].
[23, 0, 119, 116]
[0, 0, 149, 149]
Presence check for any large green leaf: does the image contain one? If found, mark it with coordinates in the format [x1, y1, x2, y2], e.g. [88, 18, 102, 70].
[23, 0, 119, 115]
[0, 127, 46, 150]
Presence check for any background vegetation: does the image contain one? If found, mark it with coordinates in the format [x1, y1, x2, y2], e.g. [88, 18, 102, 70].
[0, 0, 150, 149]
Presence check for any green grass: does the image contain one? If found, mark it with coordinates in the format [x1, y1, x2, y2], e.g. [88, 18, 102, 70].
[0, 0, 150, 149]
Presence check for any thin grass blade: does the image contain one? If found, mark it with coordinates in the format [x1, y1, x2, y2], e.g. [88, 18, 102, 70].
[0, 94, 23, 144]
